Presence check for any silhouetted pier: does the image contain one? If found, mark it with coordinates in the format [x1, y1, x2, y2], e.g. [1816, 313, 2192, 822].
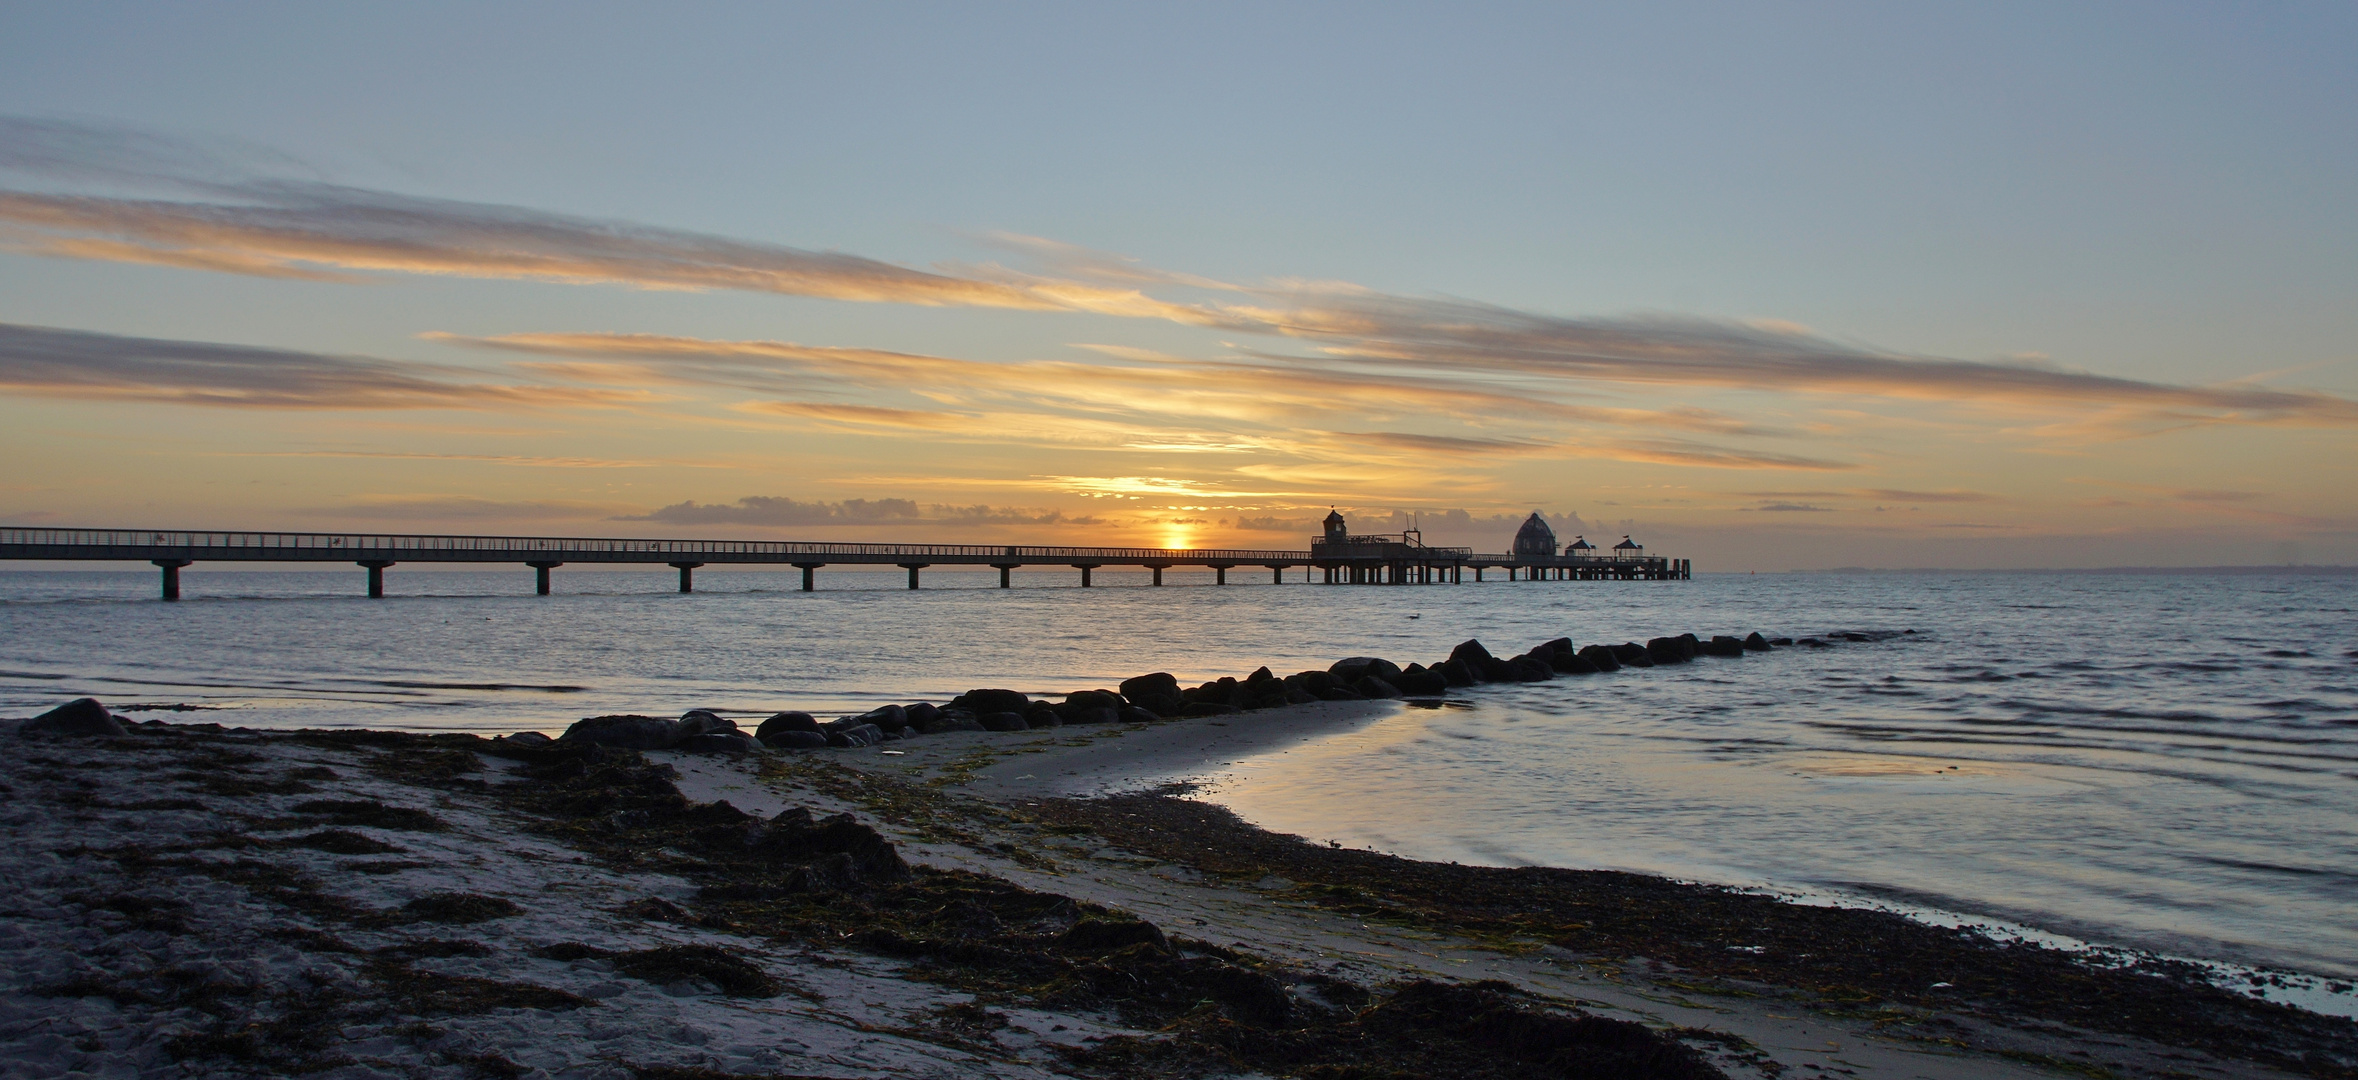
[1, 519, 1689, 599]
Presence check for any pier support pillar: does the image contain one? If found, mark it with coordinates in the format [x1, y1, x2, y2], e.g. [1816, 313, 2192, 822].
[1147, 565, 1165, 586]
[794, 562, 822, 591]
[899, 563, 929, 589]
[153, 559, 191, 601]
[1073, 564, 1098, 587]
[992, 563, 1017, 588]
[359, 560, 393, 598]
[1214, 566, 1227, 585]
[669, 561, 703, 593]
[528, 561, 561, 595]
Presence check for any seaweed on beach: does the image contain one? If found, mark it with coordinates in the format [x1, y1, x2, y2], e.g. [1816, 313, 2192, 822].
[470, 736, 1733, 1080]
[1027, 790, 2358, 1079]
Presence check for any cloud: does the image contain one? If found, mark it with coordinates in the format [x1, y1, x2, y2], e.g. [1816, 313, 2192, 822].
[1748, 502, 1838, 512]
[0, 321, 639, 409]
[739, 401, 974, 430]
[617, 496, 923, 526]
[296, 495, 615, 521]
[15, 116, 2351, 434]
[1854, 488, 1995, 503]
[614, 494, 1096, 527]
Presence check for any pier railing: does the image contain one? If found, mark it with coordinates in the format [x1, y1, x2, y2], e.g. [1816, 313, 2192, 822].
[0, 525, 1691, 596]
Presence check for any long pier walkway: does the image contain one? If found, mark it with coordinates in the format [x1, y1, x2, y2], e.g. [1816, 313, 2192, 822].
[0, 527, 1690, 599]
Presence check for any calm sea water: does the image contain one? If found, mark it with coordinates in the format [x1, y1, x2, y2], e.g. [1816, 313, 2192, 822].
[3, 566, 2353, 998]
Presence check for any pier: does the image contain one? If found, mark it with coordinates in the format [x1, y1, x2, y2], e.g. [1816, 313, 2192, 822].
[0, 515, 1689, 599]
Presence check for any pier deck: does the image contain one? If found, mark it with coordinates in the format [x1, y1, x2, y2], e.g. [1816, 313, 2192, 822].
[0, 527, 1689, 598]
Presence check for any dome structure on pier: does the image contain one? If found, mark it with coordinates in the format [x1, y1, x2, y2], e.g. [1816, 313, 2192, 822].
[1512, 512, 1558, 559]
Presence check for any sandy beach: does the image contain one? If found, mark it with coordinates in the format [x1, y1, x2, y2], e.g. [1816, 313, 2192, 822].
[3, 701, 2352, 1079]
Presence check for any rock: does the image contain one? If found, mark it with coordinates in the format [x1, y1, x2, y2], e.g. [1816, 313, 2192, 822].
[1438, 659, 1478, 686]
[1182, 701, 1243, 717]
[500, 731, 553, 746]
[1329, 657, 1404, 685]
[1549, 650, 1598, 675]
[1393, 666, 1449, 695]
[958, 689, 1030, 716]
[1352, 675, 1403, 699]
[1535, 637, 1575, 658]
[917, 708, 986, 734]
[1316, 687, 1367, 702]
[763, 730, 828, 750]
[560, 714, 679, 750]
[1058, 690, 1124, 721]
[1704, 635, 1747, 658]
[1799, 637, 1828, 647]
[1841, 632, 1871, 643]
[824, 723, 885, 748]
[1283, 686, 1318, 705]
[1063, 706, 1119, 725]
[1025, 707, 1064, 729]
[23, 698, 127, 737]
[1769, 637, 1794, 647]
[1284, 670, 1340, 695]
[1245, 666, 1277, 685]
[1117, 705, 1161, 724]
[1608, 643, 1654, 668]
[980, 711, 1030, 732]
[678, 732, 758, 753]
[1744, 632, 1773, 651]
[1577, 644, 1621, 672]
[677, 710, 742, 739]
[1477, 656, 1514, 682]
[1645, 637, 1690, 665]
[1118, 673, 1185, 717]
[1505, 655, 1555, 681]
[855, 704, 908, 729]
[754, 711, 821, 744]
[904, 702, 940, 726]
[1448, 639, 1496, 668]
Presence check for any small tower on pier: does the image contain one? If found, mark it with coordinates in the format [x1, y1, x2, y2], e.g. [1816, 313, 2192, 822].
[1323, 509, 1349, 544]
[1513, 512, 1558, 560]
[1612, 535, 1643, 559]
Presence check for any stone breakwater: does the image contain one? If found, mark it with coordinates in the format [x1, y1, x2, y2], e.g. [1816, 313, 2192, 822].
[536, 628, 1880, 756]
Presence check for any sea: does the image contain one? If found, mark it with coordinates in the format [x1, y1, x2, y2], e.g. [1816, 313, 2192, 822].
[3, 565, 2353, 1011]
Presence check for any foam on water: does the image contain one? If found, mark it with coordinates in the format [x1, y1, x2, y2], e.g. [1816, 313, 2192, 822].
[3, 566, 2353, 997]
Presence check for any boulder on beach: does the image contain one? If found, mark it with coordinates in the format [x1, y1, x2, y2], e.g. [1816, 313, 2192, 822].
[1744, 632, 1773, 651]
[1316, 686, 1367, 702]
[1505, 655, 1555, 682]
[1182, 701, 1243, 717]
[980, 711, 1030, 732]
[762, 730, 828, 750]
[904, 702, 941, 726]
[1329, 657, 1404, 685]
[1577, 644, 1621, 672]
[1284, 670, 1340, 695]
[499, 731, 553, 746]
[1117, 705, 1161, 724]
[1705, 635, 1747, 658]
[1436, 659, 1477, 686]
[1535, 637, 1575, 658]
[1609, 643, 1654, 668]
[678, 732, 758, 753]
[755, 712, 821, 745]
[677, 710, 742, 738]
[1448, 639, 1496, 668]
[824, 723, 886, 748]
[1644, 637, 1690, 665]
[1351, 675, 1403, 699]
[23, 698, 127, 737]
[919, 708, 986, 734]
[560, 714, 679, 750]
[1024, 703, 1063, 729]
[855, 704, 908, 730]
[1549, 649, 1598, 675]
[1118, 672, 1185, 717]
[1393, 666, 1449, 695]
[958, 689, 1030, 716]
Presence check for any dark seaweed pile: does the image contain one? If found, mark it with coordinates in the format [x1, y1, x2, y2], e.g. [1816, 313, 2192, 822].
[1026, 791, 2358, 1079]
[480, 736, 1731, 1079]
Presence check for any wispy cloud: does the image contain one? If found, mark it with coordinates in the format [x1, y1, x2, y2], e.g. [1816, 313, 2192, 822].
[14, 118, 2345, 430]
[615, 494, 1095, 527]
[0, 322, 639, 409]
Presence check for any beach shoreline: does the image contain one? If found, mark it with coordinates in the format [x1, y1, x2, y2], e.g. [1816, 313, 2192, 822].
[6, 701, 2353, 1079]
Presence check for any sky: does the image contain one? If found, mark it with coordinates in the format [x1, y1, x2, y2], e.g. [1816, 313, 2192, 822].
[2, 2, 2354, 570]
